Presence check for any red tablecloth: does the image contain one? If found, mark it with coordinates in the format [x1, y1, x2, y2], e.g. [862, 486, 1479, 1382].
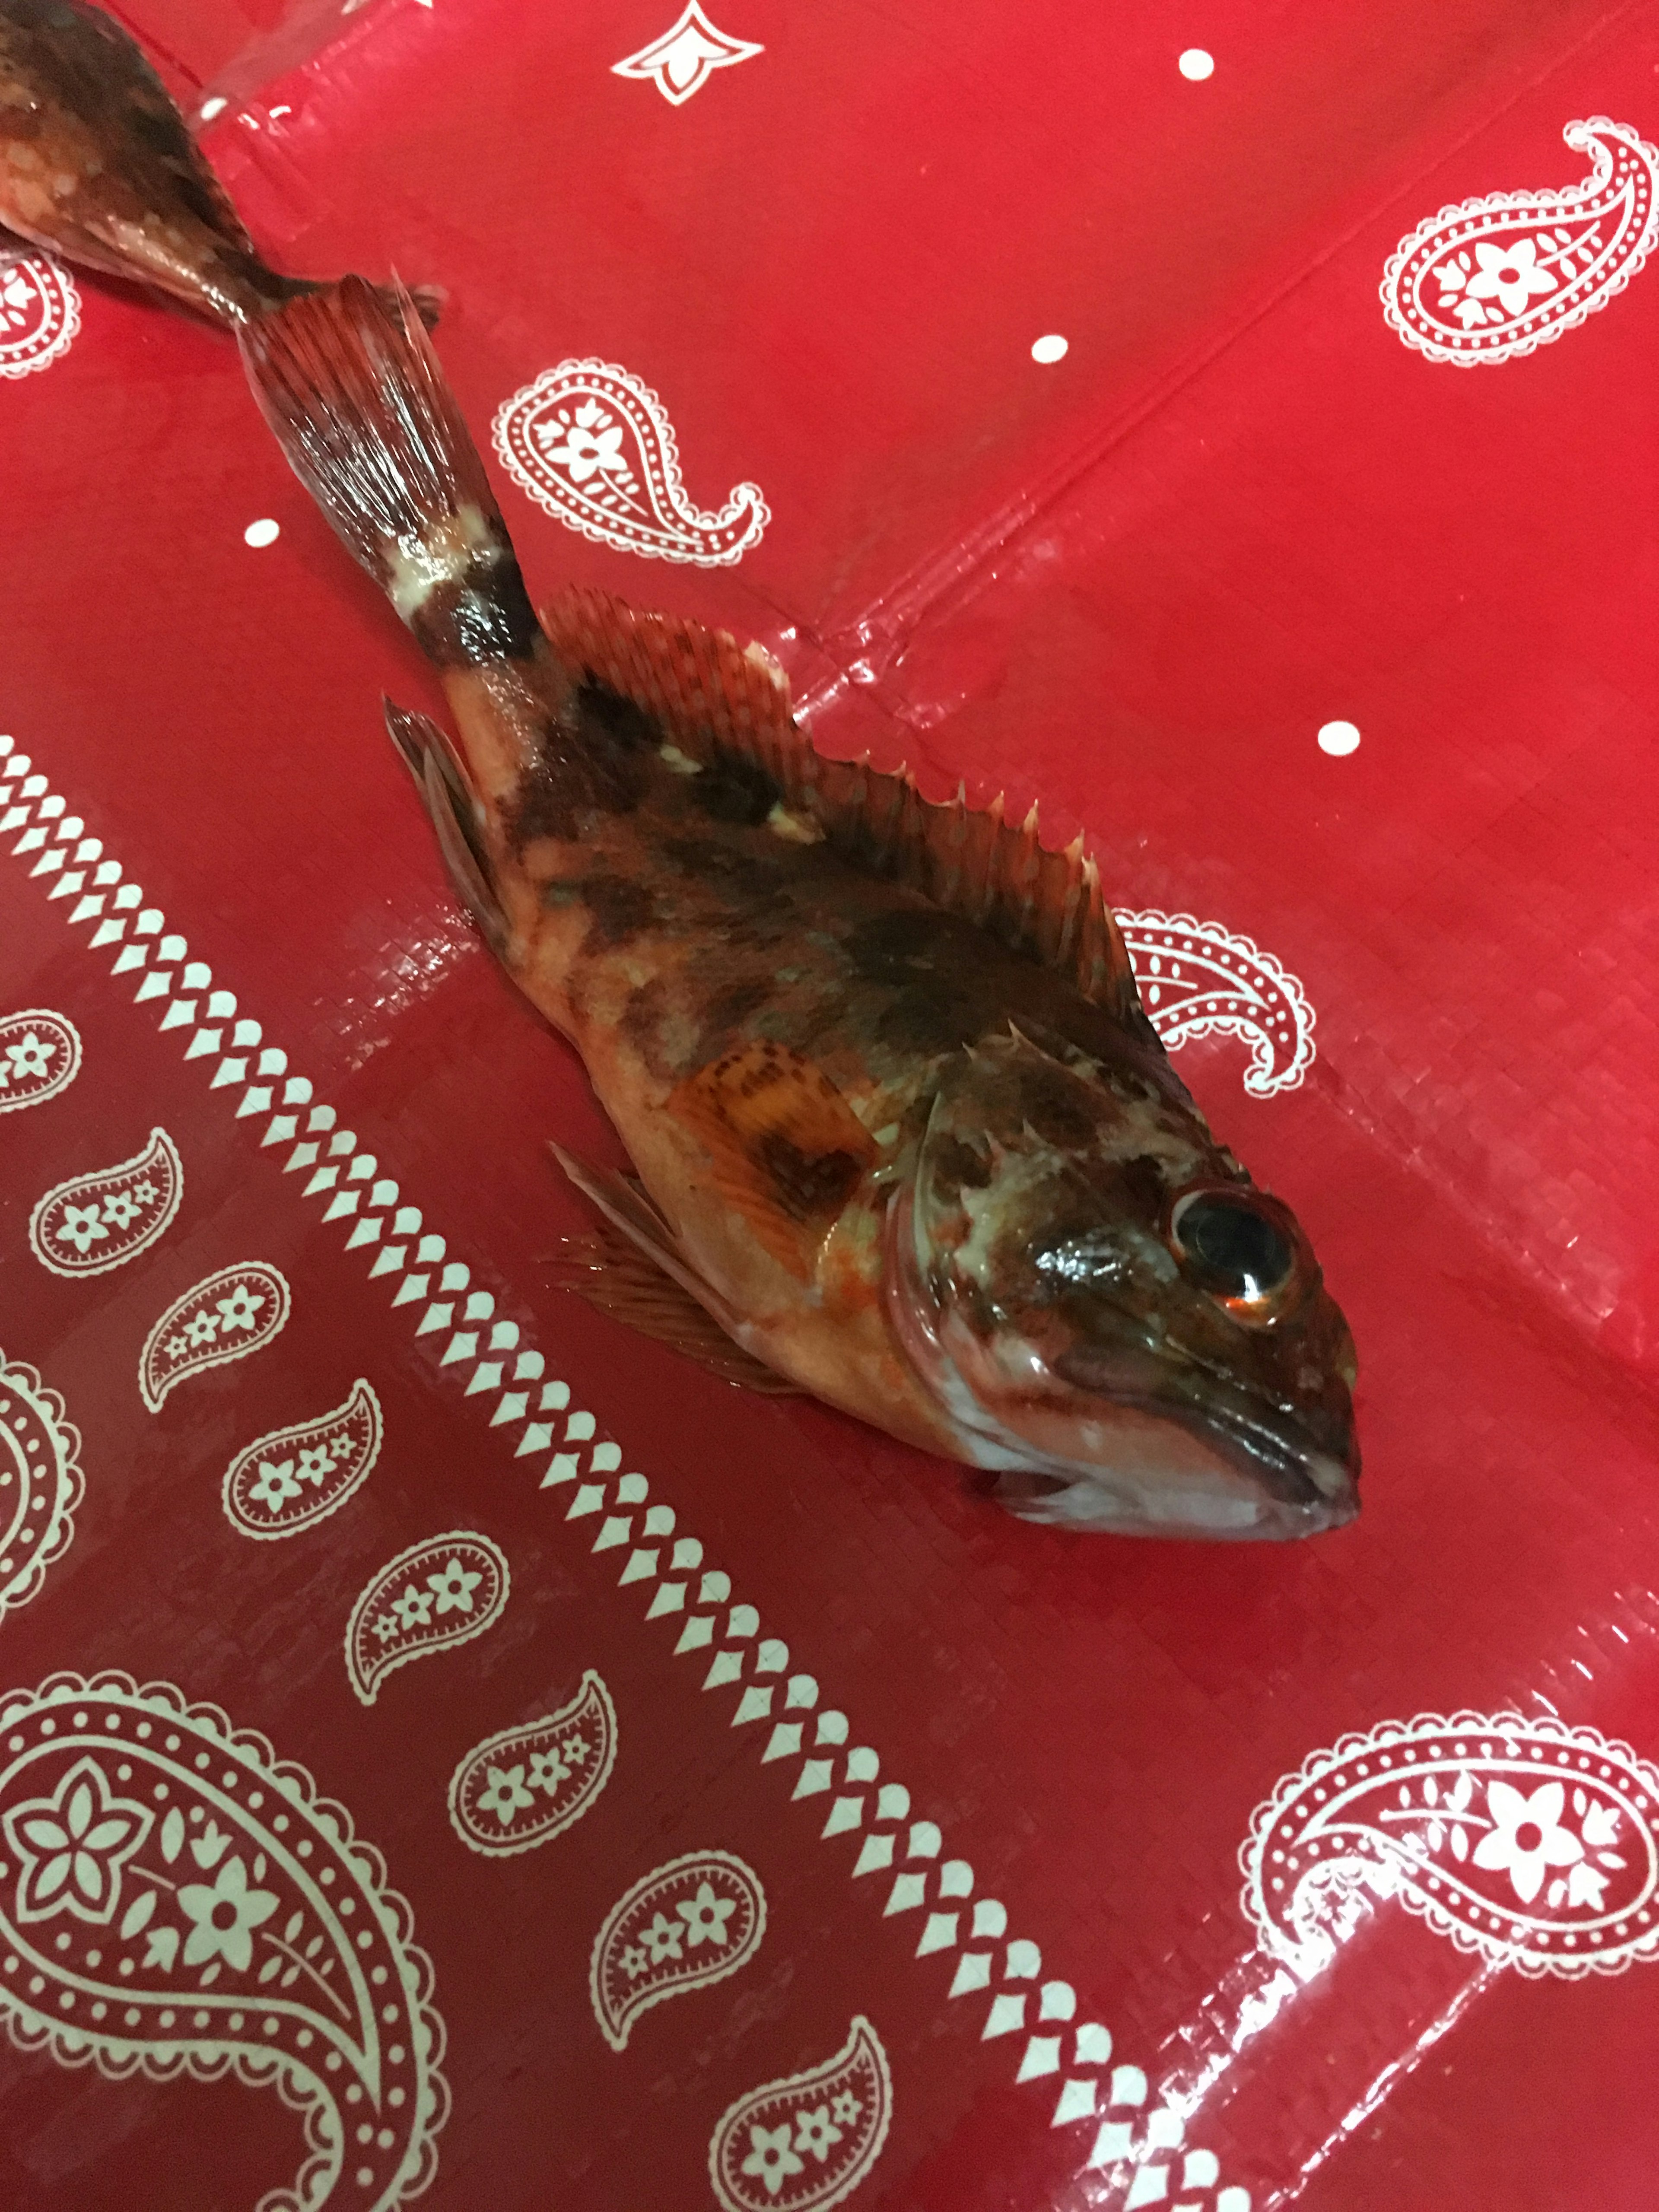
[3, 3, 1658, 2206]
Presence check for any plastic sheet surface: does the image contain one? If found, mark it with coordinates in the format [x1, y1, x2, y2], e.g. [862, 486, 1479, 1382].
[3, 3, 1658, 2207]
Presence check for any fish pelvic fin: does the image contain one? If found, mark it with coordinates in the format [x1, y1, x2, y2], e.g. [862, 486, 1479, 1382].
[539, 586, 1142, 1022]
[382, 699, 508, 948]
[240, 278, 536, 664]
[546, 1146, 802, 1395]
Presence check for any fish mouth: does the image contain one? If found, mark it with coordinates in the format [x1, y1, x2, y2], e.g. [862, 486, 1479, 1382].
[884, 1186, 1359, 1542]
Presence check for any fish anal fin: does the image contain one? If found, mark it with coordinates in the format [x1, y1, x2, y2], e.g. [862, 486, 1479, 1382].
[537, 585, 1140, 1020]
[547, 1147, 800, 1394]
[667, 1042, 877, 1278]
[383, 698, 507, 948]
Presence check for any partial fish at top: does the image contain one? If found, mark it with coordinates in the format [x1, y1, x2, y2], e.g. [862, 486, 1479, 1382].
[0, 0, 439, 327]
[240, 280, 1362, 1542]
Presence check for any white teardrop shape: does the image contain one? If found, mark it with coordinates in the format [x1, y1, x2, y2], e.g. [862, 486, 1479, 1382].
[0, 1009, 81, 1113]
[493, 359, 769, 566]
[344, 1530, 511, 1705]
[221, 1379, 383, 1540]
[29, 1127, 183, 1278]
[1118, 910, 1314, 1096]
[589, 1848, 766, 2051]
[447, 1671, 618, 1857]
[709, 2015, 893, 2212]
[0, 1350, 83, 1622]
[138, 1262, 289, 1410]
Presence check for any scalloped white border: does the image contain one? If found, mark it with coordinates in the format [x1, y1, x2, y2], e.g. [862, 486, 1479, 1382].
[0, 256, 81, 380]
[138, 1260, 292, 1411]
[492, 356, 769, 566]
[0, 1352, 84, 1624]
[589, 1846, 767, 2051]
[28, 1124, 184, 1279]
[0, 1007, 82, 1112]
[708, 2013, 893, 2212]
[344, 1529, 512, 1707]
[1119, 907, 1316, 1096]
[0, 1668, 449, 2212]
[447, 1669, 619, 1859]
[222, 1378, 384, 1542]
[1381, 118, 1659, 367]
[1239, 1707, 1659, 1983]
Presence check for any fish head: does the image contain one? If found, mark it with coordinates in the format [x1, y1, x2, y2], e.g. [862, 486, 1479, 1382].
[886, 1031, 1360, 1540]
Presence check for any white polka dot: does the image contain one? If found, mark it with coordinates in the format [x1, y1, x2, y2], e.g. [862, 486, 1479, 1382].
[1317, 720, 1361, 756]
[1030, 334, 1068, 365]
[200, 97, 228, 121]
[244, 518, 280, 549]
[1178, 48, 1215, 80]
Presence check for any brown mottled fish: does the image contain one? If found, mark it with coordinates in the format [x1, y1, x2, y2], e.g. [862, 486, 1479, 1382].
[242, 280, 1361, 1541]
[0, 0, 438, 327]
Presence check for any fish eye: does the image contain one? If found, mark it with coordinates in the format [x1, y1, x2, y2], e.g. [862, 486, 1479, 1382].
[1169, 1189, 1295, 1307]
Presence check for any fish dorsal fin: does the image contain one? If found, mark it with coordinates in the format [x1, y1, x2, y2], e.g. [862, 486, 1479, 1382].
[538, 586, 1140, 1020]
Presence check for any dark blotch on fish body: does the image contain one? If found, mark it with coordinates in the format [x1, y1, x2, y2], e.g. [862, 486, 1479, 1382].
[693, 752, 780, 826]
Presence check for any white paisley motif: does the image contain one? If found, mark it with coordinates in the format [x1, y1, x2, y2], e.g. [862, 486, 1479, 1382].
[0, 254, 80, 378]
[0, 1671, 448, 2211]
[1240, 1709, 1659, 1981]
[493, 360, 769, 566]
[0, 1009, 81, 1112]
[0, 1352, 84, 1624]
[709, 2015, 892, 2212]
[1382, 119, 1659, 365]
[1118, 910, 1314, 1096]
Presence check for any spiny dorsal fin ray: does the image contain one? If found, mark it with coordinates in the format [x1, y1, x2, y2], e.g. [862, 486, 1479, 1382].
[538, 586, 1141, 1023]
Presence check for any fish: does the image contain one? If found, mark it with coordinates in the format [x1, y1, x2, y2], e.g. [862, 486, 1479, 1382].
[0, 0, 439, 327]
[241, 278, 1362, 1541]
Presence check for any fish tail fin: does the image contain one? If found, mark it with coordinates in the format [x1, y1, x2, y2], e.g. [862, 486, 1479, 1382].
[240, 277, 537, 665]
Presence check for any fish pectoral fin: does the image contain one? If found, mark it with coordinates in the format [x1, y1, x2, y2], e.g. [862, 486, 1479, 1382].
[547, 1146, 801, 1395]
[667, 1043, 877, 1280]
[383, 697, 507, 950]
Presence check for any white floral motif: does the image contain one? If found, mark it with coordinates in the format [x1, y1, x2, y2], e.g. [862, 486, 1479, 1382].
[391, 1586, 434, 1631]
[428, 1557, 482, 1614]
[830, 2091, 861, 2127]
[296, 1442, 334, 1484]
[215, 1284, 265, 1332]
[98, 1189, 142, 1230]
[1472, 1781, 1582, 1903]
[130, 1181, 156, 1206]
[740, 2123, 804, 2199]
[183, 1310, 219, 1349]
[641, 1910, 684, 1965]
[620, 1944, 649, 1980]
[528, 1746, 567, 1794]
[1465, 236, 1558, 318]
[3, 1031, 54, 1081]
[475, 1765, 534, 1828]
[177, 1853, 280, 1971]
[677, 1878, 737, 1948]
[165, 1334, 188, 1359]
[793, 2105, 844, 2162]
[248, 1459, 302, 1514]
[538, 398, 629, 484]
[370, 1612, 401, 1644]
[54, 1203, 107, 1255]
[3, 1757, 152, 1922]
[611, 2, 764, 107]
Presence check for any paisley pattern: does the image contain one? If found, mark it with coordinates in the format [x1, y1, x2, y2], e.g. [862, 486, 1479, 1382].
[0, 1671, 448, 2210]
[29, 1127, 184, 1279]
[0, 1352, 84, 1624]
[0, 254, 80, 378]
[1240, 1709, 1659, 1981]
[493, 359, 769, 565]
[345, 1533, 511, 1707]
[589, 1849, 766, 2051]
[447, 1671, 618, 1859]
[0, 1009, 81, 1113]
[138, 1263, 290, 1411]
[708, 2016, 892, 2212]
[1119, 911, 1314, 1096]
[221, 1381, 383, 1542]
[1382, 118, 1659, 365]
